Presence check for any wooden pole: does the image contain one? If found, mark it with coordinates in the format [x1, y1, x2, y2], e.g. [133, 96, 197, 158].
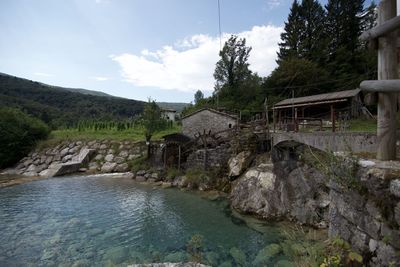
[273, 108, 276, 132]
[331, 105, 336, 132]
[178, 145, 181, 171]
[377, 0, 398, 160]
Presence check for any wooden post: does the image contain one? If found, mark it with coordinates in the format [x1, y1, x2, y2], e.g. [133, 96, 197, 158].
[331, 105, 336, 132]
[273, 108, 276, 132]
[178, 145, 181, 171]
[164, 145, 167, 168]
[377, 0, 398, 160]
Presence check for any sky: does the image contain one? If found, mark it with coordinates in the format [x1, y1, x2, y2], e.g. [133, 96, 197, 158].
[0, 0, 377, 103]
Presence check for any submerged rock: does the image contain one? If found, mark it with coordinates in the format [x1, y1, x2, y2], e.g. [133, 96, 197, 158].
[252, 243, 282, 266]
[229, 247, 246, 266]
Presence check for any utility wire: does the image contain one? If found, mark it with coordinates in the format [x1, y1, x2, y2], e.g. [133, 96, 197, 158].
[218, 0, 222, 51]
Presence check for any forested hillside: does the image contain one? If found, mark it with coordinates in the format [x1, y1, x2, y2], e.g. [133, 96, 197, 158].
[0, 73, 144, 129]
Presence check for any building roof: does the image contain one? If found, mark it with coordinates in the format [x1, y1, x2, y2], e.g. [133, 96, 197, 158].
[162, 133, 192, 144]
[273, 89, 361, 109]
[181, 107, 238, 120]
[161, 108, 177, 113]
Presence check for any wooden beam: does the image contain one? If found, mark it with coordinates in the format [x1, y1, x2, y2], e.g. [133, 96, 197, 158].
[376, 0, 398, 160]
[360, 80, 400, 92]
[273, 99, 348, 110]
[360, 15, 400, 41]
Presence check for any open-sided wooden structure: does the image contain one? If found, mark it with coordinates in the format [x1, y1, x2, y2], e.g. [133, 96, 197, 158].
[272, 89, 363, 132]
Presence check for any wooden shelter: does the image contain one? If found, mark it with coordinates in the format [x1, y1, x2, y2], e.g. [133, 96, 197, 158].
[273, 89, 363, 132]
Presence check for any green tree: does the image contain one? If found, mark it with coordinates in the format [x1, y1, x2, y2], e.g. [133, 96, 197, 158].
[325, 0, 376, 89]
[264, 58, 331, 98]
[214, 35, 252, 90]
[194, 90, 204, 104]
[298, 0, 327, 64]
[142, 99, 167, 157]
[277, 0, 303, 63]
[0, 108, 49, 168]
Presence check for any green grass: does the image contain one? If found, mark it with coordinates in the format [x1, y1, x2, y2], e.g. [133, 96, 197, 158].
[347, 118, 377, 133]
[37, 124, 181, 148]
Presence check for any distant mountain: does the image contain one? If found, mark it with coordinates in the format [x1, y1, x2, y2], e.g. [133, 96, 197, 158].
[0, 72, 145, 128]
[157, 102, 190, 113]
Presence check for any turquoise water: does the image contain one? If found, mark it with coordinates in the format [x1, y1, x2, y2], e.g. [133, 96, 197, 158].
[0, 175, 311, 266]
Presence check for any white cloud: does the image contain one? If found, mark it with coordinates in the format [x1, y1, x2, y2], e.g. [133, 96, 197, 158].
[34, 72, 53, 77]
[266, 0, 283, 9]
[111, 25, 282, 93]
[92, 76, 110, 81]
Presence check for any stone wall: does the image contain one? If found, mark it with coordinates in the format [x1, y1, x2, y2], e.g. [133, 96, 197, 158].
[11, 140, 146, 177]
[272, 132, 378, 154]
[182, 109, 237, 138]
[185, 143, 233, 169]
[329, 164, 400, 266]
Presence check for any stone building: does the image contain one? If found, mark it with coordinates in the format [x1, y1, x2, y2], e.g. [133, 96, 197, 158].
[161, 108, 177, 122]
[181, 108, 238, 138]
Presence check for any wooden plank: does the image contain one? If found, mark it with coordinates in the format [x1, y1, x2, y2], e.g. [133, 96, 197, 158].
[360, 15, 400, 41]
[377, 0, 398, 160]
[360, 80, 400, 92]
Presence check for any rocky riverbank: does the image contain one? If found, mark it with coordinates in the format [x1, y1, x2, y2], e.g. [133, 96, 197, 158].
[2, 140, 146, 177]
[228, 149, 400, 266]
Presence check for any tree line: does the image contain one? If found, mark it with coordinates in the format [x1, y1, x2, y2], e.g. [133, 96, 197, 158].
[183, 0, 377, 117]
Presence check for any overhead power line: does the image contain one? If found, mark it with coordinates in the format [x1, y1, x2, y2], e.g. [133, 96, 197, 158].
[218, 0, 222, 51]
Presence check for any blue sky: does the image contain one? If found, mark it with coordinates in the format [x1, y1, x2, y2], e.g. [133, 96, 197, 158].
[0, 0, 377, 103]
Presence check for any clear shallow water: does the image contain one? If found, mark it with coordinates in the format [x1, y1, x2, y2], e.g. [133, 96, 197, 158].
[0, 175, 311, 266]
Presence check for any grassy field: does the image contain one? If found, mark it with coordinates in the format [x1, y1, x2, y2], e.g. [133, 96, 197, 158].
[37, 124, 181, 148]
[347, 118, 377, 133]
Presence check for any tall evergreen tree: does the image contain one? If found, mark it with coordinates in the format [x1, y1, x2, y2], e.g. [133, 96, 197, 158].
[277, 0, 302, 63]
[298, 0, 327, 63]
[277, 0, 327, 64]
[325, 0, 376, 89]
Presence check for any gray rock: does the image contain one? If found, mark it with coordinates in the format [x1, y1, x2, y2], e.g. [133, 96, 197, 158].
[104, 154, 114, 162]
[60, 147, 70, 157]
[45, 156, 53, 165]
[114, 156, 125, 164]
[62, 154, 73, 163]
[128, 154, 141, 160]
[69, 147, 78, 154]
[228, 151, 254, 178]
[390, 179, 400, 198]
[26, 164, 37, 173]
[119, 150, 129, 158]
[395, 202, 400, 225]
[53, 154, 61, 161]
[88, 162, 99, 171]
[115, 163, 129, 172]
[94, 154, 103, 161]
[172, 176, 188, 188]
[99, 144, 107, 150]
[101, 162, 117, 173]
[137, 170, 146, 176]
[23, 159, 33, 167]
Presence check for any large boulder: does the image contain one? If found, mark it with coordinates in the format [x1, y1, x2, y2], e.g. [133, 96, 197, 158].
[101, 162, 117, 173]
[230, 160, 329, 227]
[228, 151, 254, 178]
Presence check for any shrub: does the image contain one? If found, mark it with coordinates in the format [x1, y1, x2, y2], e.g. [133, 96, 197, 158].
[0, 107, 50, 168]
[128, 156, 150, 172]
